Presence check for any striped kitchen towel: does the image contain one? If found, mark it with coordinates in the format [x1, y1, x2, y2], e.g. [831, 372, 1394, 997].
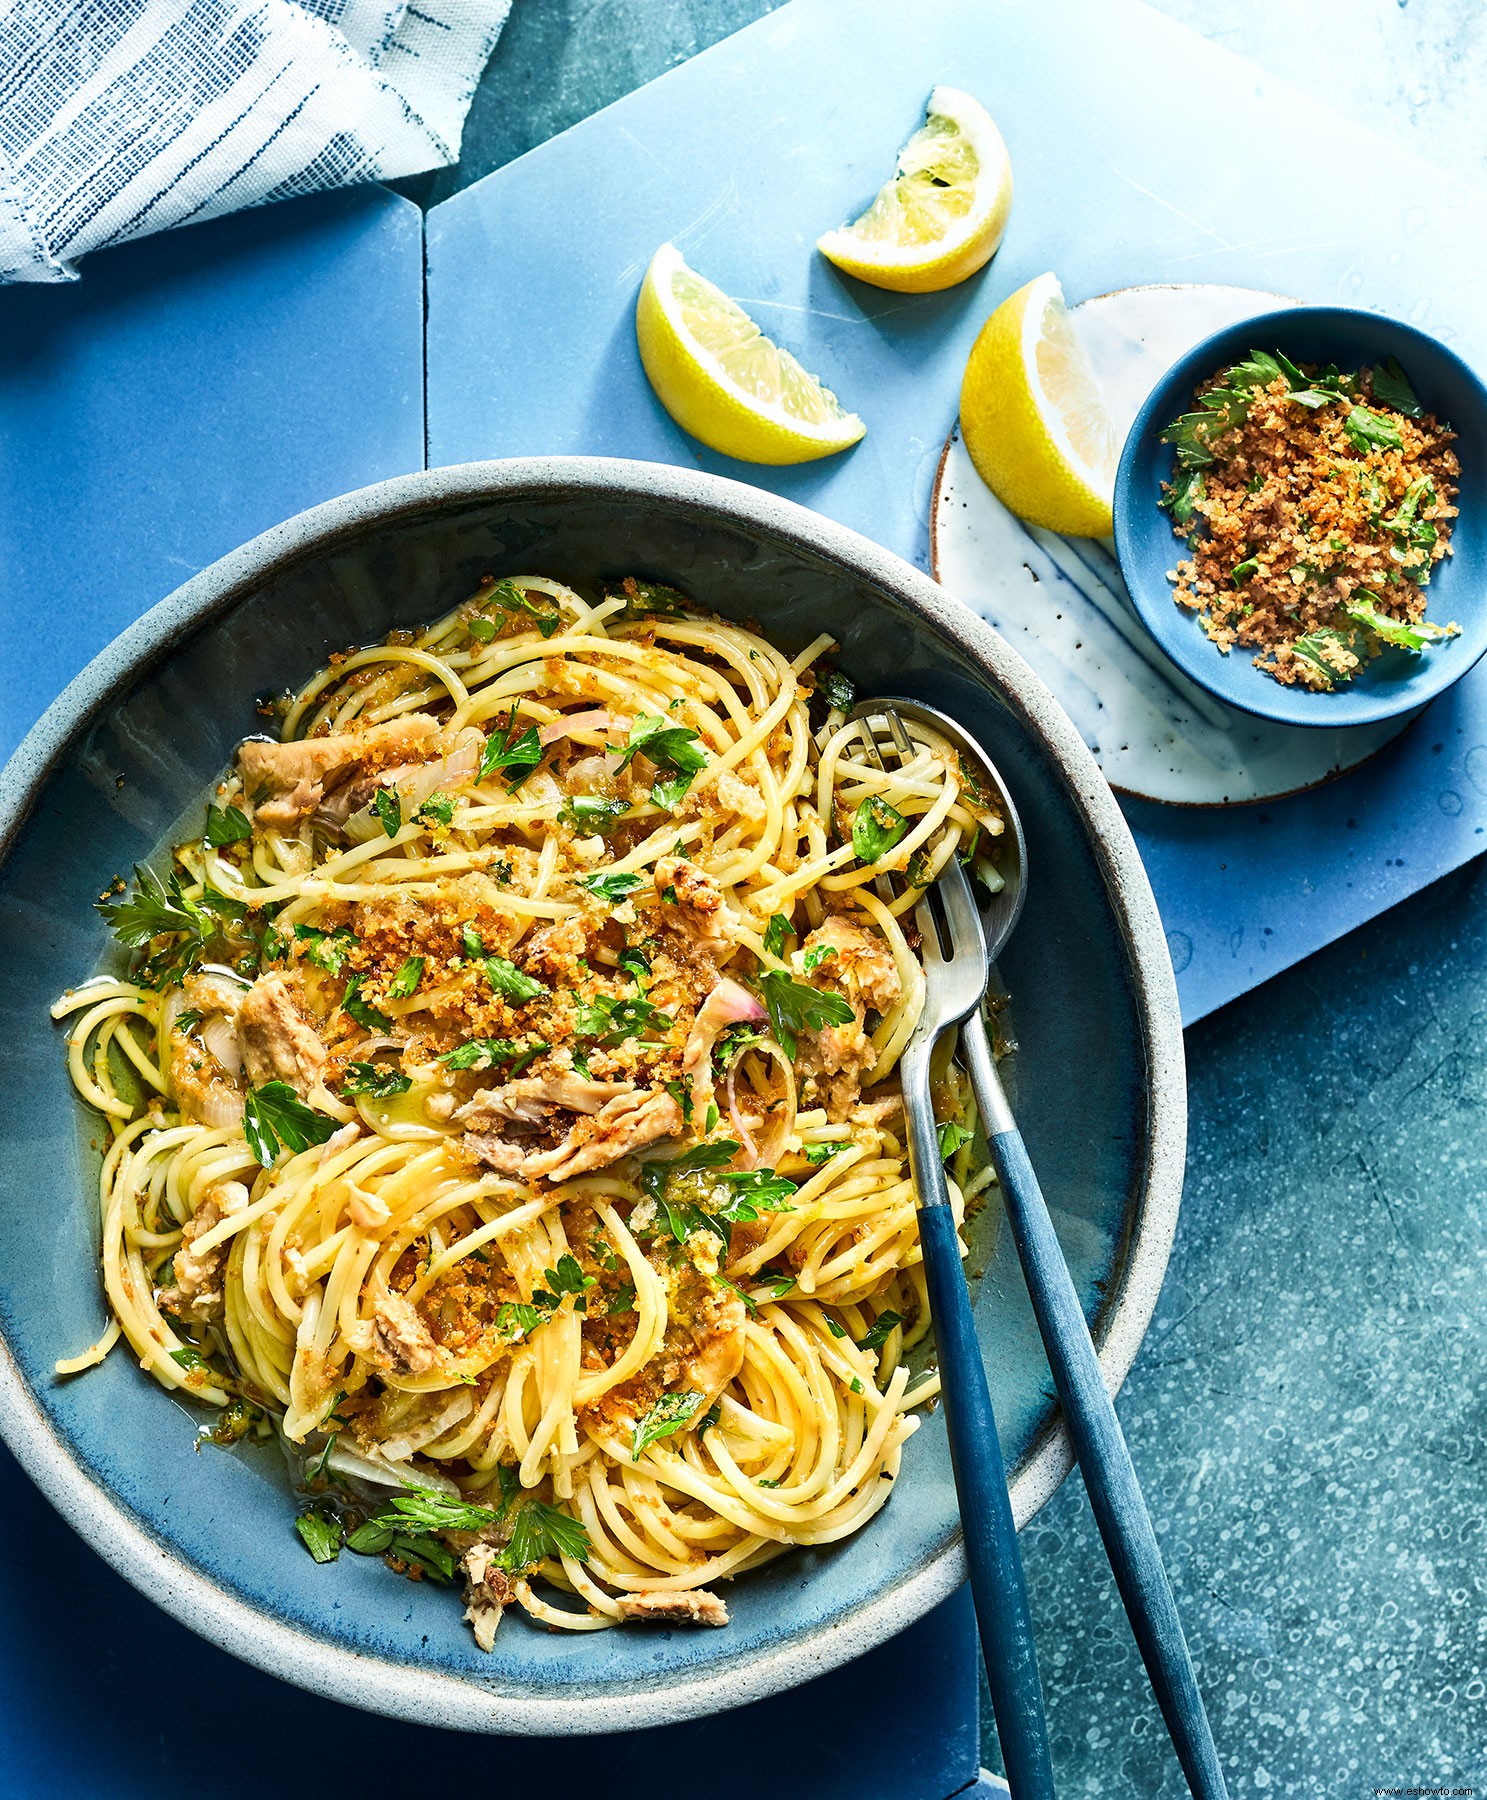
[0, 0, 511, 283]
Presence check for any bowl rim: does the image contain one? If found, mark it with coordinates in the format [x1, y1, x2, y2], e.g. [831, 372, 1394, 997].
[1112, 302, 1487, 728]
[0, 456, 1187, 1734]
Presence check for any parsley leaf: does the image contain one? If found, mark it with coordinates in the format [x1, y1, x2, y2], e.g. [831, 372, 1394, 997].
[617, 944, 651, 983]
[1343, 590, 1455, 652]
[371, 1485, 502, 1536]
[817, 668, 855, 713]
[501, 1499, 591, 1569]
[715, 1168, 797, 1218]
[295, 922, 357, 975]
[763, 913, 792, 959]
[343, 978, 392, 1032]
[1370, 355, 1423, 419]
[852, 795, 908, 863]
[97, 864, 209, 982]
[612, 716, 708, 796]
[857, 1309, 905, 1351]
[468, 577, 562, 641]
[650, 771, 696, 812]
[372, 787, 402, 837]
[295, 1510, 342, 1564]
[482, 956, 546, 1003]
[173, 1008, 203, 1035]
[169, 1345, 209, 1371]
[388, 956, 424, 999]
[439, 1037, 547, 1073]
[205, 803, 252, 847]
[632, 1390, 705, 1461]
[1344, 405, 1402, 454]
[579, 869, 644, 901]
[498, 1301, 545, 1340]
[478, 712, 545, 787]
[607, 1282, 637, 1316]
[243, 1082, 337, 1165]
[1166, 466, 1204, 527]
[573, 992, 672, 1046]
[1231, 558, 1259, 586]
[758, 971, 855, 1058]
[607, 576, 689, 618]
[340, 1061, 412, 1099]
[415, 792, 455, 828]
[803, 1140, 849, 1165]
[938, 1120, 975, 1159]
[559, 793, 629, 833]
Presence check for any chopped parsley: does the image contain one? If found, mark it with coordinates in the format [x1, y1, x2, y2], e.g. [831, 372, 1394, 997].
[342, 978, 392, 1032]
[1370, 355, 1423, 419]
[172, 1007, 203, 1034]
[1344, 404, 1403, 455]
[617, 943, 651, 983]
[340, 1061, 412, 1100]
[611, 714, 707, 808]
[801, 944, 837, 971]
[857, 1309, 904, 1351]
[852, 795, 908, 864]
[559, 793, 629, 833]
[295, 922, 357, 975]
[632, 1390, 705, 1461]
[243, 1082, 337, 1165]
[478, 711, 544, 787]
[415, 792, 455, 828]
[757, 970, 855, 1058]
[817, 668, 855, 713]
[938, 1120, 975, 1159]
[802, 1140, 849, 1165]
[295, 1509, 342, 1564]
[482, 955, 546, 1004]
[372, 787, 402, 837]
[205, 803, 252, 846]
[763, 912, 792, 959]
[572, 992, 672, 1045]
[467, 577, 562, 642]
[607, 1282, 637, 1317]
[439, 1037, 547, 1073]
[387, 956, 424, 998]
[579, 869, 644, 901]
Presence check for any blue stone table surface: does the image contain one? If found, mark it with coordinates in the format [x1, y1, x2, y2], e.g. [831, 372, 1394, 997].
[0, 3, 1483, 1797]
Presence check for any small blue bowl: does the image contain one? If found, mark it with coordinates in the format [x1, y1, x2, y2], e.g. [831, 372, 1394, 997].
[1113, 305, 1487, 728]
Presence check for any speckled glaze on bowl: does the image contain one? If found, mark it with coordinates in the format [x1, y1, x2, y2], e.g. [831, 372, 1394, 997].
[0, 459, 1184, 1735]
[1113, 305, 1487, 728]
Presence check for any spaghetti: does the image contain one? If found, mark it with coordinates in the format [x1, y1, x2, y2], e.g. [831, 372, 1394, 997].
[54, 573, 1002, 1646]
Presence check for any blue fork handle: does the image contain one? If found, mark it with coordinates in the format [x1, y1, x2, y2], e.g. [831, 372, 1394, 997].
[963, 1013, 1228, 1800]
[918, 1203, 1057, 1797]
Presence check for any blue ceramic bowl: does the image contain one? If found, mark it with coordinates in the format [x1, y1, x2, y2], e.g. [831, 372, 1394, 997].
[0, 459, 1184, 1733]
[1113, 306, 1487, 728]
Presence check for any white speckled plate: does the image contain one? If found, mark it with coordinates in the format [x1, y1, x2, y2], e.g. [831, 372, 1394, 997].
[930, 284, 1419, 806]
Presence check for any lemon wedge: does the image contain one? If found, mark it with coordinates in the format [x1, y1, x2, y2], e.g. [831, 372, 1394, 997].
[959, 272, 1118, 537]
[817, 87, 1013, 294]
[635, 243, 865, 465]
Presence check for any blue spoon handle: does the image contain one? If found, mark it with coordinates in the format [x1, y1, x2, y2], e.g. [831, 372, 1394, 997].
[904, 1046, 1056, 1798]
[962, 1010, 1228, 1800]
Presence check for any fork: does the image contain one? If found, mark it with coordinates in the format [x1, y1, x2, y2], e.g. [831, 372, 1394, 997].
[861, 698, 1228, 1800]
[862, 715, 1057, 1798]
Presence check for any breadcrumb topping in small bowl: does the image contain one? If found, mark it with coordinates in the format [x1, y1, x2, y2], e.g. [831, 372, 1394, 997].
[1114, 306, 1487, 729]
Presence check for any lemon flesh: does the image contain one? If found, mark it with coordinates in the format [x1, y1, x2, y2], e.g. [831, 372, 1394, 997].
[817, 87, 1013, 294]
[636, 243, 865, 465]
[959, 272, 1117, 538]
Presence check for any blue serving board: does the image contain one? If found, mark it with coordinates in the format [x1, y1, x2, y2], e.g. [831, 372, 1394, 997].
[0, 186, 425, 766]
[0, 184, 983, 1796]
[424, 0, 1487, 1024]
